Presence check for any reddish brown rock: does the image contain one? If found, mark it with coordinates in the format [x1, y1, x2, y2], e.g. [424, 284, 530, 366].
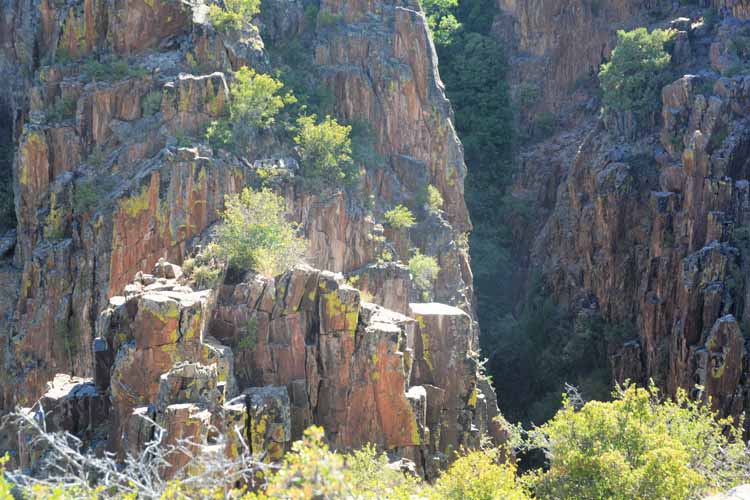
[108, 0, 192, 55]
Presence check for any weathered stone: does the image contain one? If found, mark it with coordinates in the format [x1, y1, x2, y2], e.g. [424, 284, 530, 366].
[245, 386, 291, 461]
[348, 262, 413, 315]
[122, 405, 156, 458]
[103, 280, 236, 454]
[156, 362, 222, 411]
[158, 403, 212, 477]
[409, 302, 477, 454]
[694, 315, 745, 414]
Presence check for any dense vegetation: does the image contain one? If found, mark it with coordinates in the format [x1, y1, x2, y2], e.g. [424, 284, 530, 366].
[525, 384, 750, 499]
[208, 0, 260, 32]
[215, 187, 307, 276]
[294, 114, 357, 189]
[7, 383, 748, 499]
[599, 28, 675, 122]
[206, 66, 296, 151]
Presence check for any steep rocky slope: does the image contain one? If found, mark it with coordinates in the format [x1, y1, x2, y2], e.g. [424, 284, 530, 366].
[491, 0, 750, 426]
[0, 0, 501, 473]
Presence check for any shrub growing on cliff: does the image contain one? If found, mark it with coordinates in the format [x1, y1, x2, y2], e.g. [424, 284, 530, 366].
[294, 114, 356, 190]
[408, 250, 440, 298]
[425, 184, 444, 214]
[524, 383, 750, 500]
[207, 67, 295, 151]
[384, 205, 416, 229]
[230, 67, 296, 130]
[208, 0, 260, 32]
[215, 187, 306, 276]
[599, 28, 675, 121]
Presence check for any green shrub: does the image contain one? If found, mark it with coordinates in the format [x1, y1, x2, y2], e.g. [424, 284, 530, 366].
[409, 250, 440, 296]
[426, 184, 443, 213]
[208, 0, 260, 32]
[422, 0, 462, 46]
[532, 111, 556, 138]
[525, 382, 750, 499]
[215, 187, 307, 276]
[183, 244, 224, 290]
[238, 316, 258, 350]
[207, 67, 295, 151]
[83, 58, 148, 82]
[432, 449, 529, 500]
[45, 97, 76, 123]
[304, 4, 319, 27]
[141, 90, 163, 116]
[73, 180, 97, 214]
[599, 28, 675, 121]
[384, 205, 416, 229]
[262, 426, 421, 499]
[205, 119, 234, 150]
[317, 10, 343, 28]
[88, 146, 105, 167]
[294, 114, 356, 189]
[230, 67, 296, 131]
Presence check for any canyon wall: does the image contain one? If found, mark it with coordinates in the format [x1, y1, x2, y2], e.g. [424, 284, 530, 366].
[0, 0, 501, 471]
[496, 0, 750, 425]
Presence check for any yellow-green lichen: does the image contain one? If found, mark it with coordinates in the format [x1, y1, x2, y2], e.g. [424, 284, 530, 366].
[421, 332, 433, 371]
[44, 192, 65, 239]
[467, 385, 478, 408]
[120, 186, 151, 217]
[178, 85, 192, 113]
[712, 360, 726, 379]
[323, 290, 359, 337]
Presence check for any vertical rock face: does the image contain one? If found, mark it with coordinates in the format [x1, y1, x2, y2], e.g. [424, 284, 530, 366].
[495, 0, 672, 112]
[0, 0, 500, 475]
[496, 0, 750, 428]
[209, 265, 493, 472]
[0, 0, 477, 408]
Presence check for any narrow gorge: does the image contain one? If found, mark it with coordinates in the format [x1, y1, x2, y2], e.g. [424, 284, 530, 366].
[1, 0, 750, 498]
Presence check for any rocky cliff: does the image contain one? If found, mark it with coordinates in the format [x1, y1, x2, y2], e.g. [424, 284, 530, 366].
[0, 0, 500, 473]
[493, 0, 750, 426]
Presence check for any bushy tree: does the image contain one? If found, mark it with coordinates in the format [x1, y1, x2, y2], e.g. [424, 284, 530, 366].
[525, 383, 750, 500]
[207, 67, 295, 151]
[433, 449, 529, 500]
[426, 184, 444, 213]
[230, 67, 296, 130]
[294, 115, 357, 189]
[259, 427, 420, 499]
[208, 0, 260, 32]
[421, 0, 461, 46]
[408, 250, 440, 297]
[384, 205, 416, 229]
[599, 28, 675, 120]
[215, 188, 307, 276]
